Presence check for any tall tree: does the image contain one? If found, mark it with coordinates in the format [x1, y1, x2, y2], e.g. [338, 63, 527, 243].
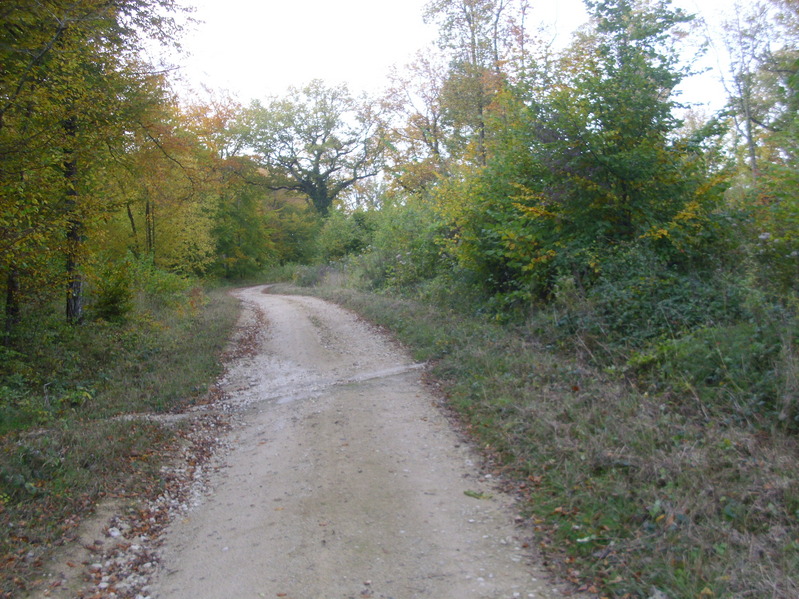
[182, 94, 280, 277]
[723, 2, 776, 178]
[430, 0, 728, 299]
[541, 0, 698, 241]
[382, 50, 450, 191]
[0, 0, 185, 325]
[248, 81, 383, 216]
[720, 0, 799, 293]
[722, 0, 799, 178]
[424, 0, 516, 164]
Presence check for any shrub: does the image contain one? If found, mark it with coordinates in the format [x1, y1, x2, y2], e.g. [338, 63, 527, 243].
[346, 199, 447, 293]
[315, 209, 376, 261]
[259, 262, 301, 283]
[91, 258, 134, 321]
[292, 264, 331, 287]
[540, 244, 747, 356]
[131, 257, 193, 309]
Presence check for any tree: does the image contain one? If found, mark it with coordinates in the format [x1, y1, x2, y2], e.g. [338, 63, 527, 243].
[381, 51, 450, 191]
[248, 81, 383, 216]
[722, 2, 775, 178]
[182, 94, 284, 278]
[723, 1, 799, 176]
[0, 0, 185, 326]
[430, 0, 729, 300]
[211, 179, 277, 278]
[538, 0, 700, 241]
[719, 0, 799, 293]
[424, 0, 519, 164]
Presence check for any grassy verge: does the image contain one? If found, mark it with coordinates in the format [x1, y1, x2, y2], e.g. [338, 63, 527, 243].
[0, 287, 239, 597]
[276, 282, 799, 599]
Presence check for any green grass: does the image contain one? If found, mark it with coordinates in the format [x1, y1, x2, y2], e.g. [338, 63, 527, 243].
[0, 286, 240, 596]
[277, 282, 799, 599]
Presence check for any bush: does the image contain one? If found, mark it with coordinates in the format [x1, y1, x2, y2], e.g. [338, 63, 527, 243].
[540, 245, 747, 354]
[131, 257, 193, 309]
[261, 262, 302, 283]
[346, 199, 447, 292]
[292, 264, 332, 287]
[315, 209, 376, 261]
[91, 257, 134, 321]
[523, 242, 799, 428]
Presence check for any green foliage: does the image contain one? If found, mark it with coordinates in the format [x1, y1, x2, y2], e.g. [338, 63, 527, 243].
[347, 198, 446, 291]
[0, 283, 237, 597]
[131, 258, 193, 310]
[261, 262, 304, 283]
[424, 0, 730, 304]
[90, 256, 135, 321]
[291, 264, 334, 288]
[752, 155, 799, 295]
[315, 209, 377, 261]
[211, 185, 278, 279]
[2, 0, 798, 593]
[563, 244, 747, 344]
[721, 1, 799, 298]
[0, 0, 187, 326]
[0, 270, 230, 431]
[532, 0, 700, 244]
[270, 204, 322, 265]
[629, 321, 785, 420]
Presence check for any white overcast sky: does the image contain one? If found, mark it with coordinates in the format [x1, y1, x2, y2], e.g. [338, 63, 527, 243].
[171, 0, 733, 111]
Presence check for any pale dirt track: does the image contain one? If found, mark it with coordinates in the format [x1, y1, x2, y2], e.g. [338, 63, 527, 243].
[150, 286, 570, 599]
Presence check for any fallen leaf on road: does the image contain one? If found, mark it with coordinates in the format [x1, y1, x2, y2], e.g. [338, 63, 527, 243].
[464, 490, 492, 500]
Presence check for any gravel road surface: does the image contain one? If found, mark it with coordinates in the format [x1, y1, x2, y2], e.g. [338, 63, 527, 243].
[149, 287, 568, 599]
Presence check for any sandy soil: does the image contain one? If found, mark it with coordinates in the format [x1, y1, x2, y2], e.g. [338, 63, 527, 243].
[28, 286, 575, 599]
[149, 286, 569, 599]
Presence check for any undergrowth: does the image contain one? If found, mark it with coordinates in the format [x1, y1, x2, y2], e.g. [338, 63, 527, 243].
[279, 282, 799, 599]
[0, 285, 239, 596]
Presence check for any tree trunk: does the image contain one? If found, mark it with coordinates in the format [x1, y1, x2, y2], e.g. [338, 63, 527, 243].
[64, 115, 84, 323]
[743, 99, 759, 180]
[145, 197, 156, 260]
[4, 268, 20, 345]
[126, 202, 141, 259]
[477, 97, 487, 166]
[65, 220, 84, 323]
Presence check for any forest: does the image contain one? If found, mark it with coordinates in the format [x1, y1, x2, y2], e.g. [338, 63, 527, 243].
[1, 0, 798, 597]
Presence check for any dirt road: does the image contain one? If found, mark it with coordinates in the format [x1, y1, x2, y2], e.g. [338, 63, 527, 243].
[149, 286, 567, 599]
